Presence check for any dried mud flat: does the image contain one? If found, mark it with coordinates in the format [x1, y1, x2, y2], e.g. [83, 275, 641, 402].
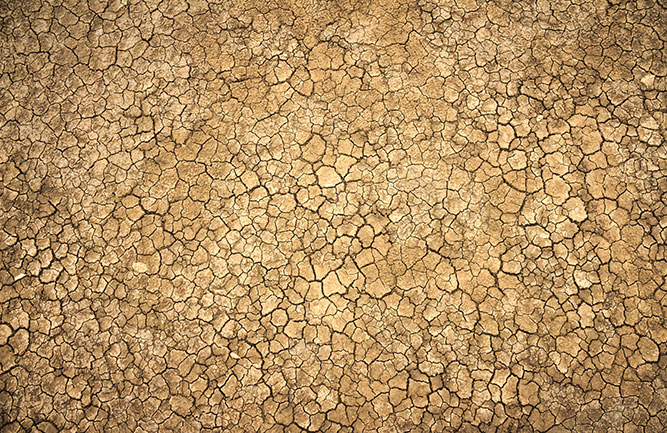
[1, 0, 667, 432]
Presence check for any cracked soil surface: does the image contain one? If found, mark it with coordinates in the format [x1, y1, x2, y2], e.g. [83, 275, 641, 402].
[1, 0, 667, 431]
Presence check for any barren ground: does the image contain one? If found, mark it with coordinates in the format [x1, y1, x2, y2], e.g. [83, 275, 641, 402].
[1, 0, 667, 431]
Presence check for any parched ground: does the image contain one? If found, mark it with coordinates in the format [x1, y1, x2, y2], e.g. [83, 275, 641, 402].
[1, 0, 667, 431]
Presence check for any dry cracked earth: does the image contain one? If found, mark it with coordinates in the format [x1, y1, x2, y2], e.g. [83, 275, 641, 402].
[1, 0, 667, 431]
